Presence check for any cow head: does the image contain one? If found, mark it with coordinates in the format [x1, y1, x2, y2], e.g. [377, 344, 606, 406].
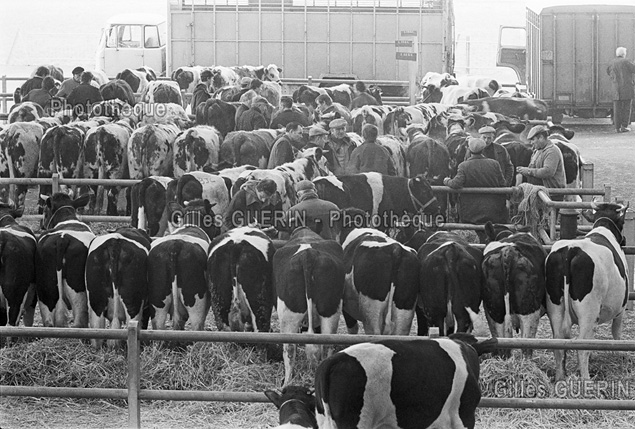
[590, 202, 629, 244]
[264, 386, 317, 428]
[483, 221, 531, 243]
[368, 85, 383, 105]
[0, 190, 23, 224]
[40, 192, 90, 230]
[171, 67, 195, 90]
[167, 198, 219, 240]
[298, 147, 330, 176]
[409, 175, 439, 215]
[262, 64, 282, 83]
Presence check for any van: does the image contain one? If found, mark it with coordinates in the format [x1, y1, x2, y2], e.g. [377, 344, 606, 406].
[96, 13, 167, 77]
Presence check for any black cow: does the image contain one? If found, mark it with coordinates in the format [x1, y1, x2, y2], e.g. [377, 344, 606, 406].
[207, 226, 275, 333]
[99, 79, 136, 106]
[115, 68, 155, 93]
[220, 129, 278, 169]
[130, 176, 177, 237]
[417, 231, 483, 336]
[462, 97, 549, 120]
[482, 226, 546, 358]
[0, 201, 36, 327]
[265, 386, 317, 429]
[274, 227, 345, 386]
[315, 334, 497, 429]
[85, 227, 151, 348]
[196, 98, 237, 138]
[36, 193, 94, 327]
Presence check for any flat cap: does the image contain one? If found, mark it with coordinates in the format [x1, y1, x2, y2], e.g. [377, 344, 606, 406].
[72, 66, 85, 75]
[329, 118, 347, 129]
[295, 180, 316, 192]
[309, 125, 329, 137]
[527, 124, 549, 140]
[478, 125, 496, 134]
[468, 137, 486, 154]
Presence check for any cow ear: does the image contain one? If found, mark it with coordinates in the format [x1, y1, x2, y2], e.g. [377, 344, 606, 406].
[277, 67, 283, 73]
[73, 193, 91, 209]
[564, 129, 575, 140]
[483, 221, 496, 241]
[263, 390, 282, 408]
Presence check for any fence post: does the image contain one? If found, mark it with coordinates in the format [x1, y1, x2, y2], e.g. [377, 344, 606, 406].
[1, 75, 7, 115]
[624, 210, 635, 311]
[127, 321, 141, 429]
[580, 163, 594, 224]
[52, 173, 60, 194]
[604, 185, 611, 203]
[549, 206, 557, 241]
[307, 76, 313, 87]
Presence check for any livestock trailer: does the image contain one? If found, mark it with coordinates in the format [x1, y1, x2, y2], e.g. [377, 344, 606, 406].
[166, 0, 455, 82]
[498, 3, 635, 122]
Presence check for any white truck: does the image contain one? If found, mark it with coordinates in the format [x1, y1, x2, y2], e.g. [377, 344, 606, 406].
[97, 0, 455, 84]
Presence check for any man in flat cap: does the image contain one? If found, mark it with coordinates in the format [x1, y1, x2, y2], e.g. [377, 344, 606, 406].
[56, 66, 84, 99]
[280, 180, 341, 240]
[324, 118, 355, 175]
[307, 125, 330, 149]
[348, 124, 396, 176]
[607, 46, 635, 133]
[518, 125, 566, 200]
[270, 95, 311, 129]
[465, 125, 515, 186]
[222, 178, 278, 233]
[444, 137, 508, 238]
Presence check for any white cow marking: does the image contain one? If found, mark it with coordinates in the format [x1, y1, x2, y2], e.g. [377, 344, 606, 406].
[362, 173, 384, 216]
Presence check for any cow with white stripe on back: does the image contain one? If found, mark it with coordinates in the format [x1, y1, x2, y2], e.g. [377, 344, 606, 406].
[36, 192, 95, 327]
[274, 227, 345, 386]
[147, 199, 219, 331]
[315, 333, 497, 429]
[207, 226, 275, 333]
[175, 171, 230, 220]
[340, 228, 419, 336]
[546, 202, 630, 380]
[0, 198, 36, 328]
[85, 226, 151, 348]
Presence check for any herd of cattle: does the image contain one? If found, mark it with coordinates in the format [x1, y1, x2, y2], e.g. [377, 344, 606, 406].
[0, 64, 630, 428]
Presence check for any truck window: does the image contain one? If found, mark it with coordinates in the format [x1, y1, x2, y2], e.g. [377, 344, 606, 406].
[500, 27, 526, 48]
[145, 26, 160, 48]
[106, 25, 142, 49]
[158, 22, 167, 47]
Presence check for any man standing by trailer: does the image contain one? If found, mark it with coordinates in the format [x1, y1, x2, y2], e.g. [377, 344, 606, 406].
[607, 46, 635, 133]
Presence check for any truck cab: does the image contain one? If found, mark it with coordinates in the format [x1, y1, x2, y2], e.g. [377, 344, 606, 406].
[96, 13, 167, 78]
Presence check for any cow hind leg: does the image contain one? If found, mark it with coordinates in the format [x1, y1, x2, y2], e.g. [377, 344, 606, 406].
[278, 299, 305, 386]
[611, 313, 624, 340]
[519, 310, 542, 358]
[577, 319, 597, 380]
[342, 309, 359, 334]
[21, 284, 37, 327]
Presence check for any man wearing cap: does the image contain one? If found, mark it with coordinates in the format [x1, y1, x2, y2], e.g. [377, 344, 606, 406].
[56, 66, 84, 99]
[324, 118, 355, 176]
[443, 137, 508, 233]
[518, 125, 566, 199]
[268, 122, 306, 168]
[465, 125, 514, 186]
[20, 66, 50, 98]
[349, 124, 396, 176]
[222, 178, 278, 233]
[607, 46, 635, 133]
[235, 97, 268, 131]
[307, 125, 329, 149]
[22, 76, 56, 113]
[66, 71, 103, 118]
[270, 96, 311, 129]
[316, 94, 352, 124]
[239, 78, 264, 106]
[280, 180, 341, 240]
[191, 69, 213, 112]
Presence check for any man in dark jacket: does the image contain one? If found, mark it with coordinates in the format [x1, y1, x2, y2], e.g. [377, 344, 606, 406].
[191, 69, 212, 112]
[443, 137, 508, 229]
[222, 178, 277, 232]
[350, 80, 380, 109]
[324, 118, 355, 176]
[270, 96, 311, 129]
[348, 124, 396, 176]
[281, 180, 341, 240]
[22, 76, 55, 112]
[463, 126, 515, 186]
[20, 66, 49, 98]
[66, 71, 103, 118]
[607, 46, 635, 132]
[267, 122, 306, 168]
[235, 101, 267, 131]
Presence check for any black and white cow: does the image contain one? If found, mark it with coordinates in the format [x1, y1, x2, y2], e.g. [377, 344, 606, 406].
[130, 176, 177, 237]
[351, 105, 396, 135]
[8, 102, 44, 124]
[481, 227, 546, 358]
[220, 129, 278, 169]
[115, 68, 156, 94]
[461, 97, 549, 120]
[417, 231, 483, 336]
[231, 64, 283, 83]
[134, 102, 191, 130]
[265, 386, 317, 429]
[0, 201, 36, 327]
[141, 81, 183, 106]
[176, 171, 231, 218]
[315, 334, 497, 429]
[314, 173, 439, 228]
[545, 202, 629, 380]
[340, 228, 419, 335]
[274, 227, 345, 385]
[85, 227, 151, 348]
[172, 66, 212, 93]
[383, 103, 451, 141]
[207, 226, 275, 333]
[84, 121, 133, 215]
[211, 66, 241, 92]
[128, 123, 180, 179]
[0, 122, 44, 207]
[37, 125, 86, 212]
[147, 199, 219, 331]
[173, 125, 222, 177]
[36, 193, 94, 327]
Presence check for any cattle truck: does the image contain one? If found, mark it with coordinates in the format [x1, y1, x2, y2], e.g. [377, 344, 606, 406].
[497, 2, 635, 122]
[166, 0, 455, 85]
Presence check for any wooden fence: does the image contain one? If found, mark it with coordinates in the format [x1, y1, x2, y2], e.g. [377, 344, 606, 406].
[1, 323, 635, 428]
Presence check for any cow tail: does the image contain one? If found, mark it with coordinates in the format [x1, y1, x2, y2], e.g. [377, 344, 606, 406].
[168, 242, 181, 327]
[4, 141, 17, 205]
[52, 126, 62, 176]
[500, 246, 515, 337]
[108, 240, 123, 342]
[95, 128, 107, 214]
[385, 243, 404, 334]
[54, 236, 71, 324]
[443, 244, 461, 335]
[233, 133, 246, 167]
[563, 247, 574, 336]
[301, 249, 320, 359]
